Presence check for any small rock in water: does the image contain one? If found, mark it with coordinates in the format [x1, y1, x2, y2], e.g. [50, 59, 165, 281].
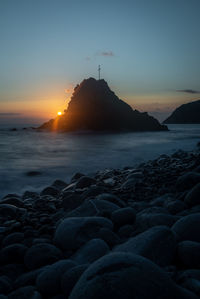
[25, 171, 42, 176]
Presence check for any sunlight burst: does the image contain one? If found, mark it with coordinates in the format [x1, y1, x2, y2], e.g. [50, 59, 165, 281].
[57, 111, 62, 116]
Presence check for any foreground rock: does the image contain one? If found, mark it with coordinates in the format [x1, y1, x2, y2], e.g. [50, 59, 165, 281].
[54, 217, 113, 251]
[0, 143, 199, 298]
[114, 226, 177, 266]
[69, 253, 198, 299]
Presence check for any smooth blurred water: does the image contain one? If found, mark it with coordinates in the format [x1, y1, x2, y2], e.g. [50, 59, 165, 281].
[0, 124, 199, 198]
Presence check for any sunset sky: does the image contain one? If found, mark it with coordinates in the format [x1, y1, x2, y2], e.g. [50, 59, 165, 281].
[1, 0, 200, 123]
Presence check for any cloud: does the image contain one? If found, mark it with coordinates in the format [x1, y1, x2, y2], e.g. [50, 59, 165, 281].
[100, 51, 114, 57]
[0, 113, 22, 116]
[176, 89, 200, 94]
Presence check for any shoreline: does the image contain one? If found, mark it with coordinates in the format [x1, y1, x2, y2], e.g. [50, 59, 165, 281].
[0, 143, 200, 297]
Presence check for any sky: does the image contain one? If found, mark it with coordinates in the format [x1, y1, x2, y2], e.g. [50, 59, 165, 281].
[0, 0, 200, 123]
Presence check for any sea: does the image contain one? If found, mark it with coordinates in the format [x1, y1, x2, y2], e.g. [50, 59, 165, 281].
[0, 123, 200, 199]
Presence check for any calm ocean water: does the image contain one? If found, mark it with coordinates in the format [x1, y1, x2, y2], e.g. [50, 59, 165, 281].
[0, 124, 199, 198]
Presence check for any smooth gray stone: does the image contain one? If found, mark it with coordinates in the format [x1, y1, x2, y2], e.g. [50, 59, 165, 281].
[177, 241, 200, 268]
[36, 259, 76, 296]
[184, 183, 200, 207]
[172, 213, 200, 242]
[69, 252, 198, 299]
[114, 225, 177, 267]
[24, 244, 62, 270]
[72, 238, 109, 264]
[54, 217, 113, 251]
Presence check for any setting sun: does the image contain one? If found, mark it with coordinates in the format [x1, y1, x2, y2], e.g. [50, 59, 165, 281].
[57, 111, 62, 116]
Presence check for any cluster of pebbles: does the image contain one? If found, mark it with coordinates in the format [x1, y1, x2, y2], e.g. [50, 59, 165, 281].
[0, 143, 200, 298]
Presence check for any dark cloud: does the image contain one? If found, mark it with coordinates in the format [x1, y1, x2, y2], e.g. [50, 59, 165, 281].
[176, 89, 200, 94]
[0, 113, 22, 116]
[100, 51, 114, 57]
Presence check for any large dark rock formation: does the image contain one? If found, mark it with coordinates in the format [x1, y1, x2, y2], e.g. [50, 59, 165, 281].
[39, 78, 167, 132]
[164, 100, 200, 124]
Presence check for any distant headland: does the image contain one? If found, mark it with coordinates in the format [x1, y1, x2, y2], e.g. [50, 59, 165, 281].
[39, 78, 168, 132]
[164, 99, 200, 124]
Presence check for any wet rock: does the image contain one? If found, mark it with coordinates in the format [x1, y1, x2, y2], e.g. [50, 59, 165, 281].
[76, 176, 96, 189]
[136, 211, 178, 232]
[177, 241, 200, 268]
[69, 252, 197, 299]
[172, 213, 200, 242]
[36, 259, 76, 296]
[61, 264, 88, 297]
[14, 269, 43, 289]
[0, 197, 24, 208]
[22, 191, 39, 200]
[72, 238, 109, 264]
[40, 186, 60, 197]
[0, 264, 25, 281]
[70, 173, 84, 183]
[80, 186, 108, 200]
[114, 226, 177, 267]
[184, 183, 200, 207]
[8, 286, 42, 299]
[2, 232, 24, 247]
[176, 172, 200, 191]
[0, 204, 17, 218]
[67, 199, 119, 218]
[54, 217, 113, 251]
[24, 243, 62, 270]
[164, 200, 187, 215]
[118, 225, 135, 239]
[120, 178, 137, 190]
[61, 192, 83, 212]
[96, 193, 126, 207]
[0, 244, 27, 264]
[0, 276, 12, 295]
[179, 276, 200, 297]
[98, 228, 120, 247]
[111, 207, 136, 227]
[51, 180, 68, 190]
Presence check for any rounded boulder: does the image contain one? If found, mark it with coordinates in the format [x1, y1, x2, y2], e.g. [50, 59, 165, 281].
[69, 252, 198, 299]
[24, 243, 62, 270]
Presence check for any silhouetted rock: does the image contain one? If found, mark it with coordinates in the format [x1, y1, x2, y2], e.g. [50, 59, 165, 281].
[39, 78, 167, 132]
[164, 100, 200, 124]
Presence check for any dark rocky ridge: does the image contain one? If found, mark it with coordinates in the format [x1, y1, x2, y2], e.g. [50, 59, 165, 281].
[164, 99, 200, 124]
[39, 78, 167, 132]
[0, 143, 200, 297]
